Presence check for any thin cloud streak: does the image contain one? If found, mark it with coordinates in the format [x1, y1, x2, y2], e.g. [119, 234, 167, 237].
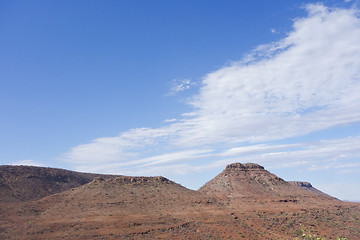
[73, 136, 360, 178]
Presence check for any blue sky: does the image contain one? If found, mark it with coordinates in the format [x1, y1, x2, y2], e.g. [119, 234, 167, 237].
[1, 0, 360, 201]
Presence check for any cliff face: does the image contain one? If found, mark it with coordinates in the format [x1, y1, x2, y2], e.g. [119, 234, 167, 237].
[224, 162, 265, 171]
[289, 181, 313, 188]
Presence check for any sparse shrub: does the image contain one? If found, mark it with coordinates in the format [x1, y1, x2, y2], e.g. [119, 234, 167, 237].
[292, 224, 347, 240]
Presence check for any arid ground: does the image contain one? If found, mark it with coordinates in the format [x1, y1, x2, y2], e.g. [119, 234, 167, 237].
[1, 163, 359, 239]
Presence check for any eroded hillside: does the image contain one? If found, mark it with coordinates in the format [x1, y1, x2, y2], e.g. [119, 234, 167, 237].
[0, 164, 359, 239]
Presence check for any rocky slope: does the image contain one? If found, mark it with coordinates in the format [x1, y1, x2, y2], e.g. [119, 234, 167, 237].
[199, 163, 338, 206]
[288, 181, 336, 198]
[0, 165, 117, 202]
[37, 175, 212, 219]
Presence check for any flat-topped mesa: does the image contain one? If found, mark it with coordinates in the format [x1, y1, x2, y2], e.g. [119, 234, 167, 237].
[91, 175, 170, 185]
[288, 181, 313, 188]
[225, 162, 265, 172]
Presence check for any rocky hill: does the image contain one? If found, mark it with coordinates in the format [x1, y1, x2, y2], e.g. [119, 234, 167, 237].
[198, 163, 338, 206]
[0, 165, 117, 203]
[37, 175, 211, 220]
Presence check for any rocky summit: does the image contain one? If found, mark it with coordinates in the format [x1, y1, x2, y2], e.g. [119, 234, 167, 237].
[225, 162, 265, 170]
[0, 163, 359, 239]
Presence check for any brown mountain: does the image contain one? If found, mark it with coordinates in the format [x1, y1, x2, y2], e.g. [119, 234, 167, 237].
[1, 172, 216, 240]
[0, 165, 117, 203]
[37, 175, 211, 219]
[199, 163, 338, 206]
[1, 163, 359, 240]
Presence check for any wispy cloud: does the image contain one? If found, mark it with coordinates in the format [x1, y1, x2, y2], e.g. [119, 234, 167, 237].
[71, 136, 360, 180]
[61, 4, 360, 185]
[163, 118, 177, 123]
[167, 78, 198, 96]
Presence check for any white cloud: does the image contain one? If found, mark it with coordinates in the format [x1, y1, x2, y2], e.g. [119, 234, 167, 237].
[167, 78, 197, 96]
[62, 127, 178, 165]
[10, 159, 44, 167]
[164, 118, 177, 123]
[70, 135, 360, 179]
[61, 4, 360, 190]
[179, 4, 360, 146]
